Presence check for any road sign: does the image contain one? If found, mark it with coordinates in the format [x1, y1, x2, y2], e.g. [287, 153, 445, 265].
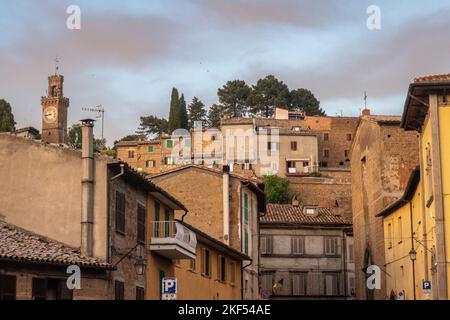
[260, 290, 271, 300]
[162, 277, 177, 300]
[423, 281, 431, 290]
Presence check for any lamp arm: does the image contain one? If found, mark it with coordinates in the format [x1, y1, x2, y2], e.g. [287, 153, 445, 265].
[113, 243, 139, 268]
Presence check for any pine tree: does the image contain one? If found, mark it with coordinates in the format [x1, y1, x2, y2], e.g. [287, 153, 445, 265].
[168, 88, 180, 133]
[207, 104, 223, 128]
[0, 99, 16, 132]
[179, 93, 188, 130]
[188, 97, 207, 128]
[290, 88, 326, 116]
[248, 75, 290, 118]
[217, 80, 251, 117]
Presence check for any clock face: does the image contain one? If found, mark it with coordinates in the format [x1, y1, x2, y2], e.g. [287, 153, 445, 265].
[43, 107, 58, 123]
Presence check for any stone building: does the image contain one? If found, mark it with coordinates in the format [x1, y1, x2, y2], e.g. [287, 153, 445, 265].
[259, 204, 353, 300]
[350, 109, 419, 300]
[149, 165, 266, 300]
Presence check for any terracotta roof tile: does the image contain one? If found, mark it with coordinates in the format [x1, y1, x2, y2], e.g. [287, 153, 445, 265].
[261, 204, 352, 225]
[413, 73, 450, 83]
[0, 220, 112, 269]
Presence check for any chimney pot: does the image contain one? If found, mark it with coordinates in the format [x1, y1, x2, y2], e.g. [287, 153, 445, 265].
[362, 108, 371, 116]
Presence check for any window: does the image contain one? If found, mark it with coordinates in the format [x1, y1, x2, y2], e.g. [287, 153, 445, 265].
[348, 244, 354, 262]
[137, 204, 146, 243]
[260, 273, 274, 292]
[230, 262, 236, 285]
[164, 157, 174, 165]
[136, 286, 145, 300]
[128, 150, 134, 158]
[387, 223, 393, 249]
[292, 273, 307, 296]
[344, 150, 350, 158]
[339, 162, 344, 166]
[189, 259, 196, 272]
[324, 237, 338, 255]
[32, 278, 72, 300]
[166, 140, 173, 148]
[146, 160, 155, 168]
[217, 256, 227, 282]
[147, 146, 154, 153]
[304, 207, 317, 216]
[292, 237, 305, 255]
[202, 249, 211, 277]
[244, 193, 249, 224]
[324, 133, 329, 141]
[0, 275, 16, 300]
[267, 141, 272, 151]
[324, 149, 330, 158]
[244, 230, 249, 255]
[291, 141, 297, 151]
[164, 208, 170, 237]
[115, 191, 126, 234]
[115, 281, 125, 300]
[261, 236, 273, 255]
[324, 273, 339, 296]
[398, 217, 403, 244]
[322, 161, 328, 167]
[346, 133, 352, 141]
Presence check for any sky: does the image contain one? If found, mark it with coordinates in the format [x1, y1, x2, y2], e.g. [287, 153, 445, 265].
[2, 0, 450, 145]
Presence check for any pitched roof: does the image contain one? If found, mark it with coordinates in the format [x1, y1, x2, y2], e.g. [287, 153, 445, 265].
[0, 220, 112, 269]
[261, 204, 352, 225]
[413, 73, 450, 83]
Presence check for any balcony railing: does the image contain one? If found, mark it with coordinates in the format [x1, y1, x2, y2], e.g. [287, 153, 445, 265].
[149, 221, 197, 260]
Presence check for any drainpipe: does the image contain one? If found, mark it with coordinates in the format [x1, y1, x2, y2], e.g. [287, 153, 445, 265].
[223, 165, 230, 245]
[418, 137, 429, 286]
[409, 201, 417, 300]
[81, 119, 95, 257]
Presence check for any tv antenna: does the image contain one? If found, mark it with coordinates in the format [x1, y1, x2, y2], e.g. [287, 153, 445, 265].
[82, 105, 105, 140]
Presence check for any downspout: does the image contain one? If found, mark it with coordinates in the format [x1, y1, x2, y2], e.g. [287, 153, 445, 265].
[418, 136, 429, 285]
[409, 201, 417, 300]
[241, 261, 253, 300]
[81, 119, 95, 257]
[223, 165, 230, 245]
[343, 229, 348, 300]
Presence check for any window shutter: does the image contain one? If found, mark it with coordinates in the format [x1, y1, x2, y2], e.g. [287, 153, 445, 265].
[137, 204, 146, 243]
[261, 237, 267, 254]
[58, 281, 73, 300]
[32, 278, 47, 300]
[115, 281, 124, 300]
[292, 238, 298, 254]
[0, 275, 16, 300]
[292, 274, 300, 296]
[268, 236, 273, 254]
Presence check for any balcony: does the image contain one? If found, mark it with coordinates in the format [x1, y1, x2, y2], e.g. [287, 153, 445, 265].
[149, 221, 197, 260]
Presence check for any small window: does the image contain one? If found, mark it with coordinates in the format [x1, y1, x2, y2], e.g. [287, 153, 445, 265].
[217, 256, 227, 283]
[0, 275, 16, 300]
[115, 191, 126, 234]
[137, 204, 146, 243]
[136, 286, 145, 300]
[344, 150, 350, 158]
[348, 244, 354, 262]
[322, 161, 328, 167]
[292, 237, 305, 255]
[146, 160, 156, 168]
[267, 141, 272, 151]
[324, 149, 330, 158]
[211, 135, 216, 141]
[164, 157, 174, 165]
[166, 140, 173, 148]
[388, 223, 393, 249]
[230, 262, 236, 285]
[260, 273, 274, 292]
[325, 273, 339, 296]
[260, 236, 273, 254]
[115, 281, 125, 300]
[202, 249, 211, 277]
[147, 146, 154, 153]
[324, 237, 338, 255]
[304, 207, 317, 216]
[339, 162, 344, 166]
[291, 141, 297, 151]
[128, 150, 135, 158]
[346, 133, 352, 141]
[292, 273, 307, 296]
[244, 193, 249, 224]
[244, 230, 249, 255]
[324, 133, 329, 141]
[189, 259, 196, 272]
[398, 217, 403, 244]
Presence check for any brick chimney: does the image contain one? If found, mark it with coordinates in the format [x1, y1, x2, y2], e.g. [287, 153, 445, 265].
[81, 119, 95, 256]
[362, 108, 371, 116]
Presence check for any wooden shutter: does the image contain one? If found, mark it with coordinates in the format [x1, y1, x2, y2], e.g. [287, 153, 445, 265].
[58, 281, 73, 300]
[267, 236, 273, 254]
[136, 286, 145, 300]
[115, 191, 125, 233]
[115, 281, 124, 300]
[32, 278, 47, 300]
[137, 204, 146, 243]
[0, 275, 16, 300]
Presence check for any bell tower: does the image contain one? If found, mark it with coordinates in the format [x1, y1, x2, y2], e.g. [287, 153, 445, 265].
[41, 74, 70, 144]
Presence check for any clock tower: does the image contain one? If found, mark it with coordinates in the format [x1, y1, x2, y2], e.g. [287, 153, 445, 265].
[41, 74, 70, 144]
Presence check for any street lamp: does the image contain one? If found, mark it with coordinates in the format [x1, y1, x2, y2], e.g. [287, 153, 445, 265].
[409, 248, 417, 261]
[134, 258, 147, 276]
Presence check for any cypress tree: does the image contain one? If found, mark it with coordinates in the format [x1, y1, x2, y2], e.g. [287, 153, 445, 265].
[168, 88, 180, 133]
[179, 93, 188, 130]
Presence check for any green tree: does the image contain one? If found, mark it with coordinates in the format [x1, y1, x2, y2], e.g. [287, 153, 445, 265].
[188, 97, 207, 128]
[115, 133, 147, 143]
[0, 99, 16, 132]
[249, 75, 290, 118]
[137, 115, 168, 138]
[179, 93, 189, 130]
[263, 175, 291, 204]
[168, 88, 180, 133]
[207, 104, 223, 128]
[68, 124, 106, 152]
[217, 80, 251, 117]
[290, 88, 326, 116]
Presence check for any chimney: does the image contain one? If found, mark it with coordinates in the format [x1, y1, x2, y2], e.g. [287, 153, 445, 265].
[81, 119, 95, 256]
[362, 108, 371, 116]
[222, 165, 230, 245]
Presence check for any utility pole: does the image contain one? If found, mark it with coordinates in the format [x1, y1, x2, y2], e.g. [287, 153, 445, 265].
[82, 105, 105, 140]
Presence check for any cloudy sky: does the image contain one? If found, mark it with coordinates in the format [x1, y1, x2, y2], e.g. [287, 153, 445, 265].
[2, 0, 450, 145]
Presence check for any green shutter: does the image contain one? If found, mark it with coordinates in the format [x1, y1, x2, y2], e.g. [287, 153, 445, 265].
[244, 193, 249, 224]
[166, 140, 173, 148]
[148, 146, 154, 153]
[164, 208, 170, 237]
[244, 230, 249, 255]
[154, 202, 160, 237]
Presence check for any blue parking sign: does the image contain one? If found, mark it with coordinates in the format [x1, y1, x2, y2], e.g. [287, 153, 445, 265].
[423, 281, 431, 290]
[162, 278, 177, 300]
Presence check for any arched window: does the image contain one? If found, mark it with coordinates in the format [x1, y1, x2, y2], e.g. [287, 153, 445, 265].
[51, 86, 57, 97]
